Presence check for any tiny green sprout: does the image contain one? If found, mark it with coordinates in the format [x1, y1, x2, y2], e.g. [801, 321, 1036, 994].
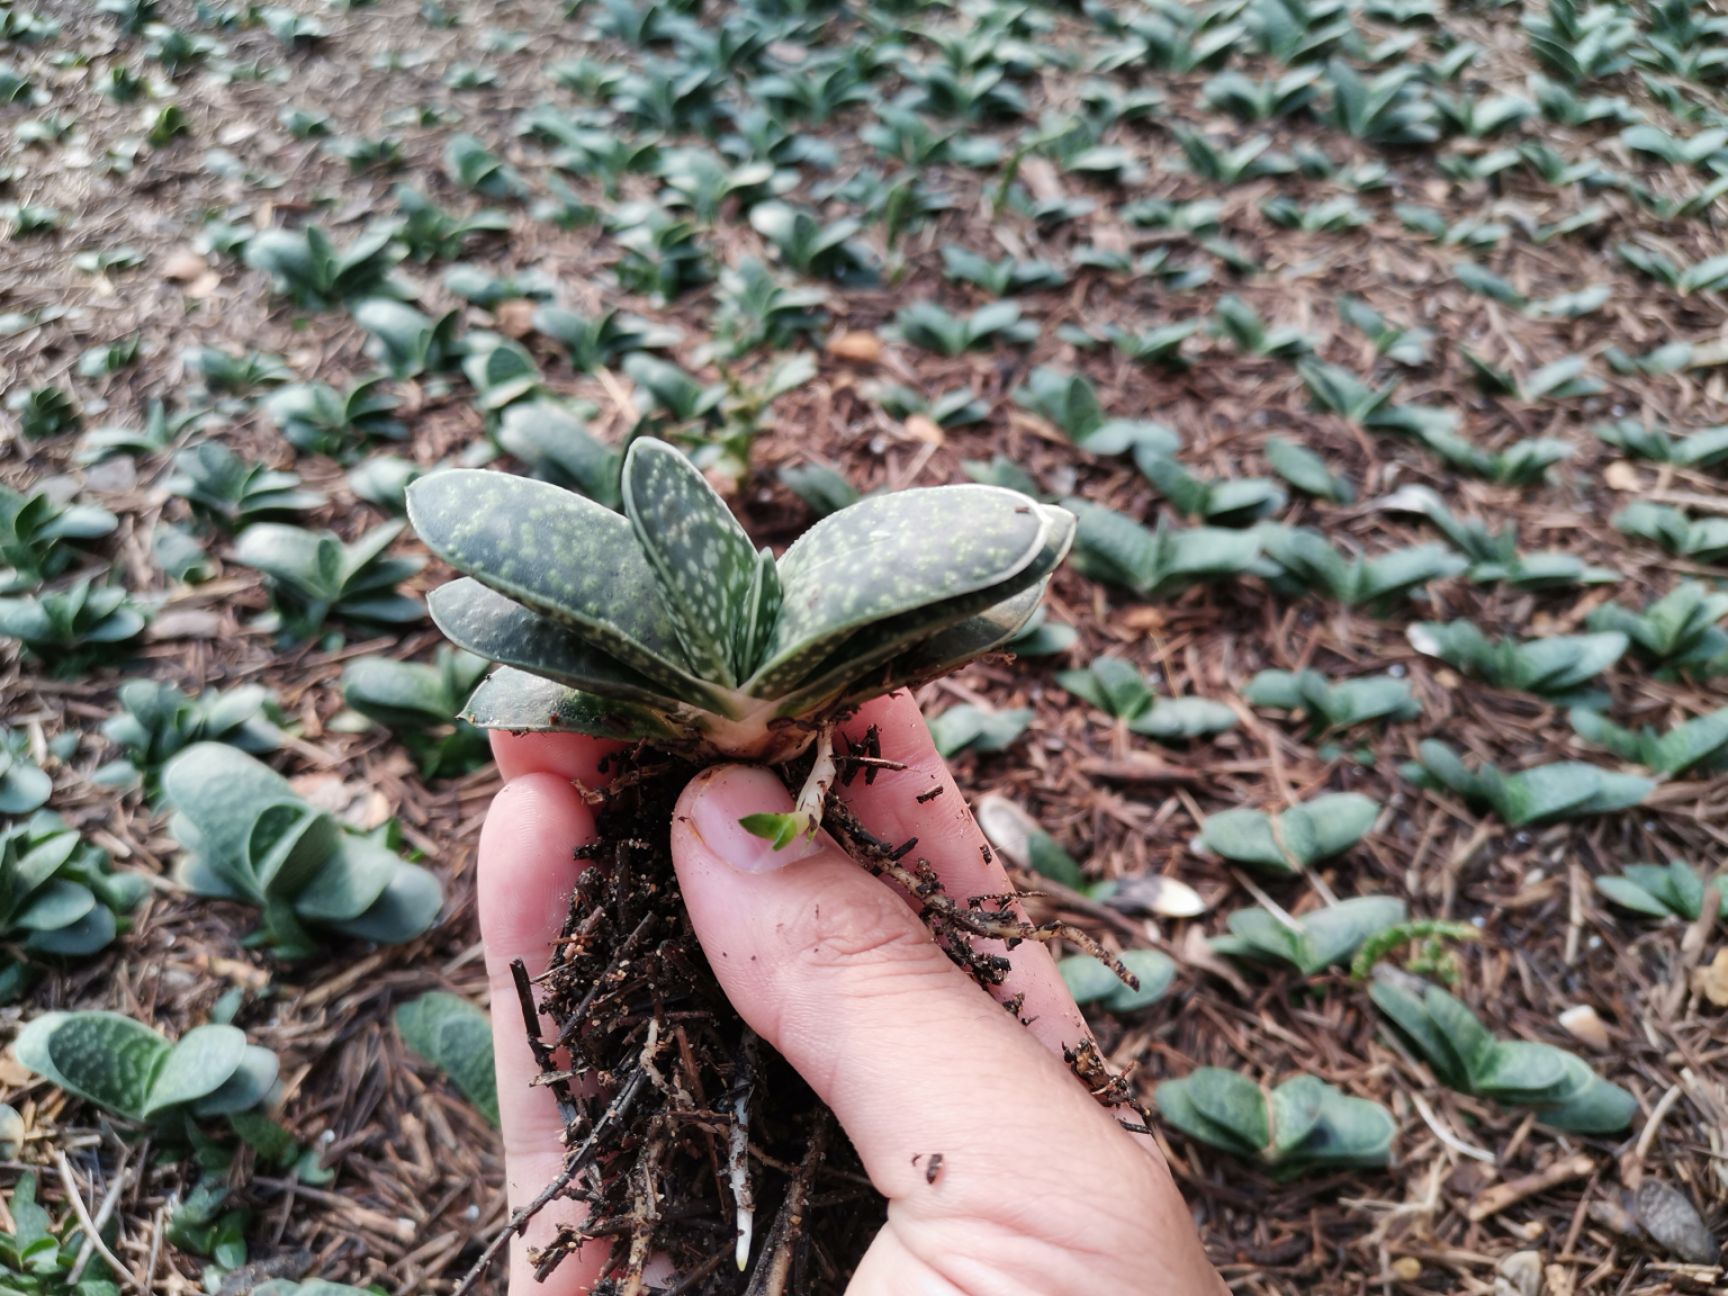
[1349, 919, 1481, 983]
[740, 812, 808, 850]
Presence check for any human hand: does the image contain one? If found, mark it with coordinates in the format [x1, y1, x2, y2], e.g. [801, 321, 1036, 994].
[475, 691, 1225, 1295]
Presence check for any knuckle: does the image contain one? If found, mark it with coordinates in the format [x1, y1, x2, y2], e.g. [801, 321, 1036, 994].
[781, 874, 948, 983]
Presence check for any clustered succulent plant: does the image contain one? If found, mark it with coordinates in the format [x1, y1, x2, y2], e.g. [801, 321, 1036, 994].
[409, 437, 1075, 770]
[162, 744, 441, 954]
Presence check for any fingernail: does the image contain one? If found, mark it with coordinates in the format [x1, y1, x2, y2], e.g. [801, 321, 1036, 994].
[689, 766, 825, 875]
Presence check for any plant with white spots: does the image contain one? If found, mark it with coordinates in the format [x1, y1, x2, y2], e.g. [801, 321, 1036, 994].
[409, 438, 1074, 836]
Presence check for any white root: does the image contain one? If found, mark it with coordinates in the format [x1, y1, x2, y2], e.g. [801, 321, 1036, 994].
[729, 1033, 759, 1271]
[790, 724, 838, 841]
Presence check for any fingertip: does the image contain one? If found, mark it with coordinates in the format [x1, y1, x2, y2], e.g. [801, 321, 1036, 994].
[477, 773, 597, 957]
[491, 729, 625, 785]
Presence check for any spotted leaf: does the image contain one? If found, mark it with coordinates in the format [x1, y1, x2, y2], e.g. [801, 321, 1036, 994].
[622, 439, 762, 686]
[428, 578, 719, 712]
[752, 489, 1071, 696]
[408, 470, 699, 694]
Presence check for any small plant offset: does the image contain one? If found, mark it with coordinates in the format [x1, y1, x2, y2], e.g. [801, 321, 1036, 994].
[1370, 971, 1635, 1132]
[0, 813, 145, 998]
[1157, 1068, 1396, 1175]
[16, 1012, 280, 1126]
[162, 744, 441, 955]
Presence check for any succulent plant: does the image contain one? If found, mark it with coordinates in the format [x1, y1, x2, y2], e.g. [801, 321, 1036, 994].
[1058, 949, 1176, 1012]
[1196, 793, 1381, 876]
[0, 579, 147, 667]
[231, 521, 423, 640]
[1406, 622, 1627, 699]
[1212, 896, 1408, 974]
[0, 726, 51, 813]
[0, 814, 144, 993]
[395, 991, 498, 1125]
[163, 744, 442, 953]
[339, 648, 490, 777]
[0, 485, 117, 593]
[1370, 971, 1634, 1132]
[1243, 669, 1419, 736]
[1157, 1069, 1396, 1175]
[96, 679, 281, 792]
[1569, 705, 1728, 777]
[1595, 859, 1728, 922]
[263, 377, 404, 457]
[408, 439, 1074, 770]
[15, 1011, 280, 1124]
[1057, 655, 1237, 742]
[165, 442, 325, 531]
[1401, 740, 1652, 825]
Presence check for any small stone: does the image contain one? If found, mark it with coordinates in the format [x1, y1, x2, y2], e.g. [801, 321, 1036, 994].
[905, 414, 945, 445]
[1558, 1004, 1610, 1051]
[825, 331, 880, 364]
[161, 249, 207, 282]
[1390, 1257, 1421, 1281]
[1494, 1249, 1543, 1296]
[1602, 460, 1641, 492]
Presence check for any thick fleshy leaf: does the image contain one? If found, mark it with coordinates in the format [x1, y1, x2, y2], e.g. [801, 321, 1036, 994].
[1539, 1074, 1637, 1133]
[1368, 979, 1470, 1088]
[13, 879, 96, 932]
[16, 1011, 168, 1120]
[428, 579, 715, 711]
[766, 508, 1073, 706]
[326, 859, 442, 943]
[459, 667, 688, 741]
[143, 1024, 247, 1116]
[1199, 793, 1378, 874]
[1267, 1074, 1326, 1159]
[824, 584, 1047, 712]
[396, 991, 499, 1126]
[24, 906, 117, 956]
[1287, 1084, 1395, 1169]
[1128, 697, 1238, 742]
[291, 835, 400, 923]
[1473, 1040, 1574, 1102]
[753, 487, 1068, 695]
[1420, 985, 1498, 1083]
[1157, 1069, 1265, 1157]
[191, 1044, 281, 1117]
[621, 438, 763, 686]
[1058, 948, 1175, 1011]
[163, 744, 305, 900]
[408, 470, 700, 693]
[1186, 1067, 1270, 1150]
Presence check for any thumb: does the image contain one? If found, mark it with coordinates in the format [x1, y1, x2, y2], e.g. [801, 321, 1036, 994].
[668, 764, 1154, 1203]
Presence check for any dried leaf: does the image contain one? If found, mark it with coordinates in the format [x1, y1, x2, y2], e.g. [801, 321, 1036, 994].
[1692, 948, 1728, 1007]
[1633, 1179, 1718, 1264]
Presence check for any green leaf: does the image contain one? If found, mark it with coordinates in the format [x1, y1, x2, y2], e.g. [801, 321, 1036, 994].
[142, 1024, 247, 1116]
[1265, 437, 1353, 503]
[395, 991, 498, 1126]
[408, 469, 704, 698]
[1199, 793, 1379, 875]
[751, 486, 1073, 696]
[1058, 949, 1175, 1012]
[622, 439, 766, 687]
[739, 812, 803, 849]
[15, 1011, 169, 1120]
